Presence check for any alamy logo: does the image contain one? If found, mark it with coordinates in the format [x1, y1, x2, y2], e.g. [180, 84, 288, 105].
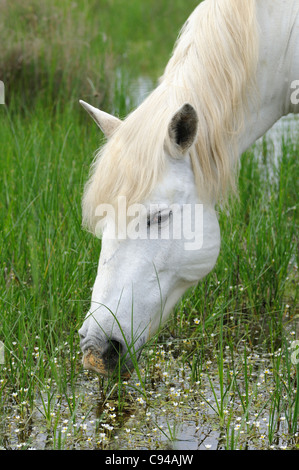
[0, 81, 4, 105]
[291, 340, 299, 365]
[291, 80, 299, 105]
[0, 341, 4, 365]
[94, 197, 204, 251]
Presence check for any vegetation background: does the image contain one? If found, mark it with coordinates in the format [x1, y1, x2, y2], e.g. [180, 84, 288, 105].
[0, 0, 298, 450]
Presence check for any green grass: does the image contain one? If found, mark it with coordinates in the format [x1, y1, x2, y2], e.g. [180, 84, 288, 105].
[0, 0, 298, 450]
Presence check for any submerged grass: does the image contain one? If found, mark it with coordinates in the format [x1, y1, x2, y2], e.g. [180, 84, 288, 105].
[0, 0, 298, 451]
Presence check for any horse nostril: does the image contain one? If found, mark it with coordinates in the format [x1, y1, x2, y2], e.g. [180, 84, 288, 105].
[79, 329, 86, 342]
[103, 339, 123, 368]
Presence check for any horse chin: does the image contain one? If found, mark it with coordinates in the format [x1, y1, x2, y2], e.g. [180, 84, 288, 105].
[82, 350, 132, 379]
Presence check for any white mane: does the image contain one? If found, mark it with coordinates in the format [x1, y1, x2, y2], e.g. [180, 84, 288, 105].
[83, 0, 259, 233]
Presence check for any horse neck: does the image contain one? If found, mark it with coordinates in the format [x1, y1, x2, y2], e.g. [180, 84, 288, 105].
[239, 0, 299, 155]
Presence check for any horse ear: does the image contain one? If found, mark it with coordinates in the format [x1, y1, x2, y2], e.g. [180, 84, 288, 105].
[79, 100, 121, 138]
[168, 103, 198, 154]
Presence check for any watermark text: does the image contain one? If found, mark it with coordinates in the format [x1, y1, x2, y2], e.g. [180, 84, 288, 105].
[291, 80, 299, 105]
[94, 197, 204, 251]
[0, 81, 4, 105]
[0, 341, 4, 365]
[291, 340, 299, 365]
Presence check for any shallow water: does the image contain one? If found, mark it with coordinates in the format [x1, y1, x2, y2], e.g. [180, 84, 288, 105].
[1, 322, 297, 451]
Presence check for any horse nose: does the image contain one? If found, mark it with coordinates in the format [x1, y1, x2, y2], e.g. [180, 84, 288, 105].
[78, 325, 87, 342]
[79, 313, 145, 377]
[100, 339, 123, 370]
[81, 336, 131, 377]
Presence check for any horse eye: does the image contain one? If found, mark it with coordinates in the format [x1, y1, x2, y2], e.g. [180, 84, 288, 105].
[147, 210, 172, 228]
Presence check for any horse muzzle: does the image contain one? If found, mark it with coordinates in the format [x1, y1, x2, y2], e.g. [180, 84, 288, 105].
[82, 347, 132, 379]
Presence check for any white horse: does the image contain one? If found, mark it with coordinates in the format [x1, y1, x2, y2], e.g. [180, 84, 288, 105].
[79, 0, 299, 377]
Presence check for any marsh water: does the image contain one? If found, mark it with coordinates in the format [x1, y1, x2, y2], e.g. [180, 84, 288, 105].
[1, 312, 298, 450]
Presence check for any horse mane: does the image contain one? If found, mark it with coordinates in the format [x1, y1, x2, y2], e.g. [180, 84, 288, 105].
[82, 0, 259, 234]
